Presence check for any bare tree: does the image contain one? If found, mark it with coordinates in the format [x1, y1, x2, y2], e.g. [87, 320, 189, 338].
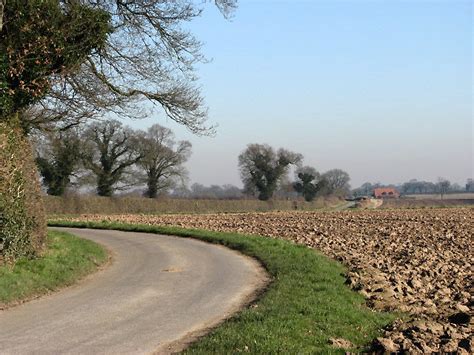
[13, 0, 237, 133]
[321, 169, 351, 196]
[466, 178, 474, 192]
[436, 178, 451, 199]
[1, 1, 112, 128]
[82, 120, 141, 196]
[135, 124, 191, 198]
[238, 143, 302, 201]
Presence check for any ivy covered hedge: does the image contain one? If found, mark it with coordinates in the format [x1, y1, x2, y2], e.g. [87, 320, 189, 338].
[0, 117, 46, 264]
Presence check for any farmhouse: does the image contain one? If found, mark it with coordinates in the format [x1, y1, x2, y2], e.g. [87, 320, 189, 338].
[373, 187, 400, 199]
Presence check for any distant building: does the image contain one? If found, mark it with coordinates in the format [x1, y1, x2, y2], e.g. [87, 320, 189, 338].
[373, 187, 400, 199]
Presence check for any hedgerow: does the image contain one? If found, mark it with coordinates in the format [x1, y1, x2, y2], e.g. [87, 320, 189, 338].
[0, 116, 46, 264]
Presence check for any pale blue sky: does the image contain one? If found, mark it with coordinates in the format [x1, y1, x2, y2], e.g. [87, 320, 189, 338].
[130, 0, 473, 188]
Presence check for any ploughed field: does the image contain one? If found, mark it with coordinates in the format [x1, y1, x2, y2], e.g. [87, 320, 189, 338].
[54, 208, 473, 353]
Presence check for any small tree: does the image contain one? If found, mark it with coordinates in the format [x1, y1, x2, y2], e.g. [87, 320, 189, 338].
[82, 120, 141, 196]
[136, 124, 191, 198]
[238, 144, 302, 201]
[293, 166, 320, 202]
[436, 178, 451, 199]
[466, 178, 474, 192]
[35, 129, 81, 196]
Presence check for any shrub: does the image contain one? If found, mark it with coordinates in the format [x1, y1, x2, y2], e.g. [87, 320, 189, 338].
[0, 116, 46, 264]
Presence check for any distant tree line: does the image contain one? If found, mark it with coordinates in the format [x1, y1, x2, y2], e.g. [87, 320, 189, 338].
[39, 127, 471, 202]
[238, 143, 350, 201]
[171, 184, 244, 199]
[352, 178, 472, 198]
[36, 137, 352, 201]
[35, 120, 191, 198]
[169, 144, 351, 201]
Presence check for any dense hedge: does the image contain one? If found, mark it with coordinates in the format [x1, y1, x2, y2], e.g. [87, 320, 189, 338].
[0, 116, 46, 263]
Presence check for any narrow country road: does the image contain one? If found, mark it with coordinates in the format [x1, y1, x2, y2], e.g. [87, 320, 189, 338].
[0, 228, 266, 354]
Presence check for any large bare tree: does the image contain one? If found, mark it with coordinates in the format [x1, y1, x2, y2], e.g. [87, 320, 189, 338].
[2, 0, 237, 133]
[321, 169, 351, 196]
[81, 120, 142, 196]
[136, 124, 191, 198]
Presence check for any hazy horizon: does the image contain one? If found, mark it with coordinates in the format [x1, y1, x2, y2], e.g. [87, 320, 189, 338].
[126, 0, 473, 189]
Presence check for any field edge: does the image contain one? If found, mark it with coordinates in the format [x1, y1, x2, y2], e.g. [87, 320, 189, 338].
[49, 220, 396, 354]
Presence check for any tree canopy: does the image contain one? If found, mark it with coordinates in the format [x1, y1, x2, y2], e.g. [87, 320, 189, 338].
[321, 169, 350, 196]
[239, 143, 302, 201]
[81, 120, 141, 196]
[293, 166, 321, 202]
[1, 0, 237, 133]
[0, 0, 111, 129]
[135, 124, 191, 198]
[35, 129, 82, 196]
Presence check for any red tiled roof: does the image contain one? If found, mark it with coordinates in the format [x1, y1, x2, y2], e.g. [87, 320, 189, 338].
[373, 188, 400, 198]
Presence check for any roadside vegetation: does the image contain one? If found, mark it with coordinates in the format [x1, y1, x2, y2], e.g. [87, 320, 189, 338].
[0, 118, 47, 263]
[0, 230, 107, 308]
[49, 220, 395, 353]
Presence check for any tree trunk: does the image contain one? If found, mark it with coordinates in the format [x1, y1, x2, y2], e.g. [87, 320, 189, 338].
[97, 174, 114, 197]
[0, 0, 5, 32]
[145, 174, 159, 198]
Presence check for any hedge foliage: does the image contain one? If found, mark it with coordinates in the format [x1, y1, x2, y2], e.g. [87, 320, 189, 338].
[0, 117, 46, 264]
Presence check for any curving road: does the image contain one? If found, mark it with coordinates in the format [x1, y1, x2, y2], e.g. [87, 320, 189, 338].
[0, 228, 267, 354]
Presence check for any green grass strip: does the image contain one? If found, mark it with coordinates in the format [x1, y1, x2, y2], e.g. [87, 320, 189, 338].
[48, 220, 395, 354]
[0, 230, 108, 307]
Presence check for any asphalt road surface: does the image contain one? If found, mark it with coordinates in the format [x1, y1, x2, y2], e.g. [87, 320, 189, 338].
[0, 228, 266, 354]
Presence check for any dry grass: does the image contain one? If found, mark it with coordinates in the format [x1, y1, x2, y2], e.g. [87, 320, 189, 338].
[44, 195, 343, 215]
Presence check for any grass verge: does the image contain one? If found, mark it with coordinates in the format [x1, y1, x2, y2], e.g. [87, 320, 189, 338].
[48, 220, 395, 354]
[0, 230, 108, 308]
